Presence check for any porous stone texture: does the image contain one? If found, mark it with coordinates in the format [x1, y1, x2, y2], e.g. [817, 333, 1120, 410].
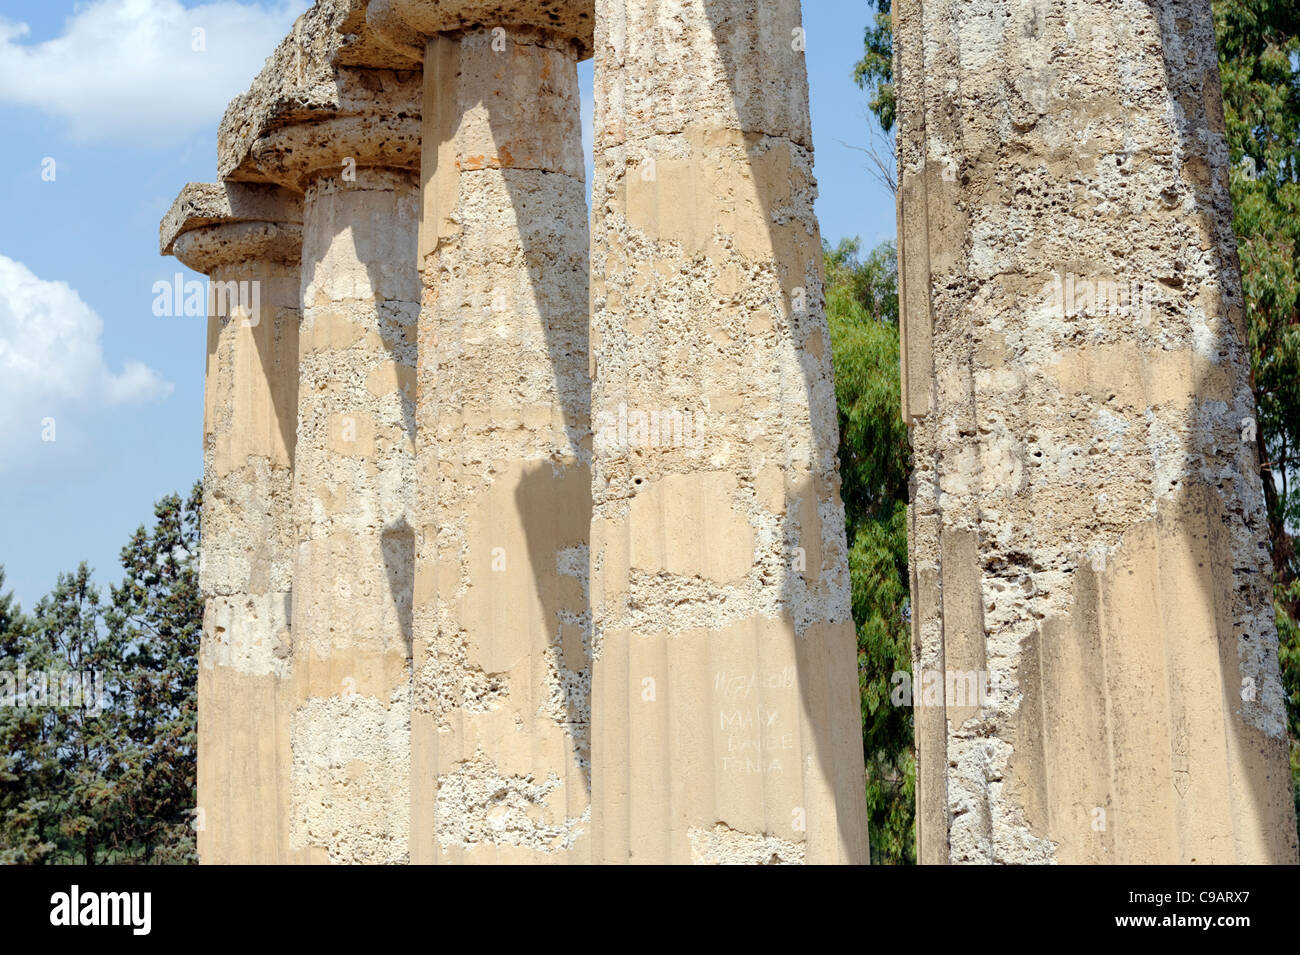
[168, 187, 303, 863]
[409, 27, 592, 864]
[160, 182, 303, 256]
[216, 0, 422, 184]
[288, 164, 420, 864]
[200, 0, 426, 863]
[687, 823, 805, 865]
[289, 687, 412, 864]
[366, 0, 594, 58]
[174, 0, 875, 867]
[221, 66, 423, 191]
[587, 0, 869, 863]
[895, 0, 1300, 863]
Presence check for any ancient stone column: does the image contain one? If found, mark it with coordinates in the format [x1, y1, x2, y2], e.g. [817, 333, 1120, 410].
[218, 21, 424, 861]
[288, 161, 420, 865]
[366, 0, 596, 864]
[415, 27, 592, 864]
[588, 0, 869, 863]
[162, 182, 303, 863]
[895, 0, 1299, 863]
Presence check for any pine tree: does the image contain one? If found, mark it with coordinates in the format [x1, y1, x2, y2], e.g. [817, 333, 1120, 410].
[103, 483, 201, 863]
[26, 563, 113, 864]
[0, 485, 201, 863]
[0, 567, 57, 864]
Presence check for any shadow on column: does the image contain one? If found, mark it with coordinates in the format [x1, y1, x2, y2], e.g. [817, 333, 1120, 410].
[446, 29, 595, 804]
[701, 0, 869, 860]
[883, 0, 1296, 861]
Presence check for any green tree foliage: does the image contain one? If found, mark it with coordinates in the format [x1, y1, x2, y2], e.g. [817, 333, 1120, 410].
[102, 485, 202, 863]
[853, 1, 895, 134]
[0, 484, 201, 863]
[825, 237, 914, 863]
[855, 0, 1300, 839]
[0, 567, 54, 864]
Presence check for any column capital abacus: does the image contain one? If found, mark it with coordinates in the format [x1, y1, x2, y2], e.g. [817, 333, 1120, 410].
[365, 0, 594, 59]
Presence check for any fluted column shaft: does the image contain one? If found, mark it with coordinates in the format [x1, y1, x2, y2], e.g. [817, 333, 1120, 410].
[173, 213, 301, 864]
[895, 0, 1299, 863]
[224, 64, 428, 864]
[588, 0, 869, 864]
[409, 26, 592, 864]
[288, 163, 421, 864]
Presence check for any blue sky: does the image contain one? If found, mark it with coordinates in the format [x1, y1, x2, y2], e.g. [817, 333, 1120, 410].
[0, 0, 895, 611]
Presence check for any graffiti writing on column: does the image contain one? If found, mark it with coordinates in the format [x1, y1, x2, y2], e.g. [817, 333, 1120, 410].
[714, 668, 796, 775]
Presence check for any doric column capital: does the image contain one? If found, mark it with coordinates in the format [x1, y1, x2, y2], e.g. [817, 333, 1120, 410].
[219, 65, 422, 191]
[162, 182, 304, 273]
[216, 1, 424, 191]
[366, 0, 594, 59]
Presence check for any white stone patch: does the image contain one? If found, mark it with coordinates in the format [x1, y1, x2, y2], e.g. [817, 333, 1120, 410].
[686, 823, 805, 865]
[290, 686, 411, 864]
[1095, 408, 1131, 452]
[980, 424, 1026, 498]
[434, 749, 587, 854]
[203, 593, 291, 678]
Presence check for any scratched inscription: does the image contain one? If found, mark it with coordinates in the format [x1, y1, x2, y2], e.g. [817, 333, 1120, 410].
[714, 668, 796, 775]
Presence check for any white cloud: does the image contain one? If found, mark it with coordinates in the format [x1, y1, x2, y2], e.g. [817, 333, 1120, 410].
[0, 254, 172, 461]
[0, 0, 308, 143]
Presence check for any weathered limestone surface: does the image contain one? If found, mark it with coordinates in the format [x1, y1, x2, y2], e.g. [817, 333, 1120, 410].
[366, 0, 594, 57]
[213, 7, 424, 863]
[163, 182, 303, 863]
[169, 0, 1298, 867]
[289, 164, 420, 864]
[217, 0, 421, 185]
[178, 0, 869, 867]
[896, 0, 1300, 863]
[409, 28, 592, 863]
[587, 0, 869, 863]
